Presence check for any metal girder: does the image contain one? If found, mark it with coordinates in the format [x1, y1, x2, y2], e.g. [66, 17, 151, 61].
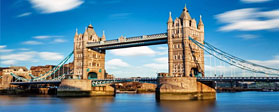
[86, 33, 168, 50]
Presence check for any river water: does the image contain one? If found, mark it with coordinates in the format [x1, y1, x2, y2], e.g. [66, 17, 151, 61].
[0, 92, 279, 112]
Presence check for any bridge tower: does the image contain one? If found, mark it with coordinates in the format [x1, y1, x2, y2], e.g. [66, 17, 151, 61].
[156, 5, 215, 100]
[73, 24, 106, 79]
[167, 5, 205, 77]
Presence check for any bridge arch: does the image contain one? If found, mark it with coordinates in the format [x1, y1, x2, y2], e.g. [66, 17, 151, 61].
[190, 67, 202, 77]
[88, 72, 98, 79]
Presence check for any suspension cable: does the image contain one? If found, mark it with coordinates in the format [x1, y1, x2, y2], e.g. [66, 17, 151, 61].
[189, 37, 279, 76]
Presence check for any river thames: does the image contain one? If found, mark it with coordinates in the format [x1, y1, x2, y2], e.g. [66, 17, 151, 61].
[0, 92, 279, 112]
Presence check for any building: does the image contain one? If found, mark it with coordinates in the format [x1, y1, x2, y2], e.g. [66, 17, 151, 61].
[30, 65, 56, 77]
[1, 66, 32, 88]
[30, 62, 74, 79]
[0, 67, 9, 85]
[105, 73, 115, 79]
[63, 62, 74, 79]
[73, 25, 106, 79]
[167, 5, 204, 77]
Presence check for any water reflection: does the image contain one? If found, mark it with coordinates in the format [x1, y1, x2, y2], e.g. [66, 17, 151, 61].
[1, 92, 278, 112]
[158, 100, 216, 112]
[62, 96, 115, 112]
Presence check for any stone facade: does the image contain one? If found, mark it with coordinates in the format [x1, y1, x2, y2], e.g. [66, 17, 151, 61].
[57, 79, 92, 97]
[0, 66, 32, 88]
[30, 62, 74, 79]
[0, 67, 9, 85]
[167, 5, 204, 77]
[73, 25, 106, 80]
[156, 77, 216, 100]
[30, 65, 56, 79]
[156, 5, 215, 100]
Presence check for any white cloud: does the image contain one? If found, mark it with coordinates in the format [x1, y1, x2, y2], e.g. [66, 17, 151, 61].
[19, 48, 30, 51]
[249, 59, 279, 68]
[106, 59, 129, 69]
[0, 45, 14, 53]
[238, 34, 259, 39]
[1, 51, 37, 61]
[110, 46, 156, 56]
[0, 49, 14, 53]
[33, 35, 63, 39]
[155, 57, 168, 63]
[241, 0, 272, 3]
[29, 0, 84, 13]
[0, 51, 64, 66]
[143, 57, 168, 71]
[157, 46, 168, 50]
[1, 60, 17, 65]
[248, 55, 279, 68]
[144, 63, 168, 70]
[216, 8, 279, 31]
[39, 52, 64, 60]
[0, 45, 6, 49]
[53, 39, 67, 43]
[22, 40, 43, 45]
[17, 12, 32, 18]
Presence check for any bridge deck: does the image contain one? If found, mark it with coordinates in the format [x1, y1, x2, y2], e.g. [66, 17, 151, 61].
[197, 77, 279, 82]
[86, 33, 167, 50]
[9, 77, 279, 86]
[10, 81, 61, 85]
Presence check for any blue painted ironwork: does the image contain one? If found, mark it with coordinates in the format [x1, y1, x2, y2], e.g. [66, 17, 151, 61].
[9, 77, 279, 86]
[189, 37, 279, 75]
[10, 80, 61, 85]
[91, 78, 157, 86]
[87, 33, 167, 50]
[9, 51, 73, 82]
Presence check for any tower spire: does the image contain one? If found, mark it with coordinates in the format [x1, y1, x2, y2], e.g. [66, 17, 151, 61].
[180, 3, 191, 20]
[101, 30, 106, 41]
[198, 15, 204, 26]
[75, 28, 78, 36]
[168, 11, 173, 23]
[184, 3, 188, 11]
[84, 27, 88, 35]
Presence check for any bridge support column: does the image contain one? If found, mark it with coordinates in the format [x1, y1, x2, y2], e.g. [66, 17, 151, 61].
[156, 77, 216, 100]
[91, 84, 115, 96]
[57, 79, 115, 97]
[57, 79, 92, 97]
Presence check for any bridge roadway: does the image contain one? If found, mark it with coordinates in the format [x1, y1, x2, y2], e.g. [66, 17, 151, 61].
[10, 77, 279, 86]
[86, 33, 168, 50]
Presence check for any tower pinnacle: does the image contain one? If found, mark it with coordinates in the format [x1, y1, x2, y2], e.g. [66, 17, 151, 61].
[101, 30, 106, 41]
[75, 28, 78, 36]
[183, 3, 188, 11]
[168, 12, 173, 23]
[198, 14, 204, 26]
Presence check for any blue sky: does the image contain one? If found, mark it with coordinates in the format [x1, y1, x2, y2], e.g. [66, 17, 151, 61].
[0, 0, 278, 77]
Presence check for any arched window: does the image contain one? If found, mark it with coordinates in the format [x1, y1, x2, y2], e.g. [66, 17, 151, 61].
[88, 72, 97, 79]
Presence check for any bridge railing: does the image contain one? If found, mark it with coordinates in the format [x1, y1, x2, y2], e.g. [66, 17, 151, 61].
[91, 77, 157, 86]
[196, 77, 279, 81]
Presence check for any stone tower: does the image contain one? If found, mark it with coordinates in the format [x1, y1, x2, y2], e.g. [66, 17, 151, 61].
[167, 5, 205, 77]
[73, 24, 106, 79]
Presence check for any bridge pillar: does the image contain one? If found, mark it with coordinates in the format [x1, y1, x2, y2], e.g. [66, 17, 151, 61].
[91, 84, 115, 96]
[57, 79, 115, 97]
[156, 77, 216, 100]
[57, 79, 92, 97]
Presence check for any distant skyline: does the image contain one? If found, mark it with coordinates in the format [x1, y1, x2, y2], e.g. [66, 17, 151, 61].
[1, 0, 278, 77]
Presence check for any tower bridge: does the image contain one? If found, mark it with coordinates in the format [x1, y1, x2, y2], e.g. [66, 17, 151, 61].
[1, 4, 279, 100]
